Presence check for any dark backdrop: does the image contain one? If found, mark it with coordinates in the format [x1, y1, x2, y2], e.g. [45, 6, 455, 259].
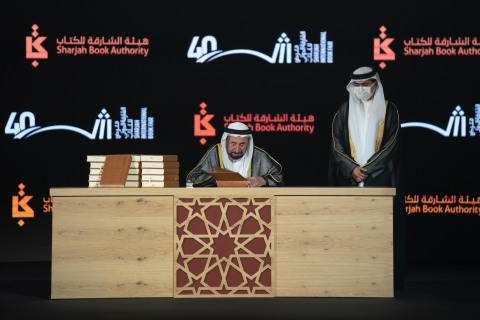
[1, 1, 478, 264]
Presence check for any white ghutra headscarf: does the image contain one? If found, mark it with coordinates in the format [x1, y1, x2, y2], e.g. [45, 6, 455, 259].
[346, 66, 386, 166]
[221, 122, 254, 178]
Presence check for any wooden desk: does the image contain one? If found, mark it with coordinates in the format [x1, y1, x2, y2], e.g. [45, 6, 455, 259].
[50, 187, 395, 299]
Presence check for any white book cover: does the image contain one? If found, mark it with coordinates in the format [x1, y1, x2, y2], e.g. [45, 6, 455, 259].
[138, 168, 179, 175]
[141, 174, 179, 182]
[89, 168, 103, 175]
[141, 162, 179, 170]
[124, 181, 141, 187]
[86, 155, 106, 162]
[87, 154, 141, 162]
[140, 154, 178, 162]
[89, 161, 140, 169]
[89, 162, 104, 169]
[88, 174, 102, 182]
[141, 168, 171, 174]
[89, 181, 140, 187]
[126, 174, 141, 181]
[131, 155, 141, 162]
[140, 162, 162, 169]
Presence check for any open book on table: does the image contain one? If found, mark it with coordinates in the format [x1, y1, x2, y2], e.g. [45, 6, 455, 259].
[208, 166, 248, 187]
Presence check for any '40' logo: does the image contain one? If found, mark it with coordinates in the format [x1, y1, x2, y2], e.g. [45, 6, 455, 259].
[5, 111, 36, 137]
[187, 36, 218, 61]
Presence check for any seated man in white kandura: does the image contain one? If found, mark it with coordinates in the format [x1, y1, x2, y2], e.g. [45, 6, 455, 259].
[186, 122, 284, 187]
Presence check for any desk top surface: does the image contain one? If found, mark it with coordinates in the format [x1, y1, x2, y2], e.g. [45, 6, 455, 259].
[50, 187, 396, 197]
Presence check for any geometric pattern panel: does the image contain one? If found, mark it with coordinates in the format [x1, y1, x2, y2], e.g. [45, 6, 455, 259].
[174, 196, 273, 297]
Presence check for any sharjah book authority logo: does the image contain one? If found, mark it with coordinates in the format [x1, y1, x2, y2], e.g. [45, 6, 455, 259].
[401, 104, 480, 137]
[12, 183, 34, 227]
[11, 183, 52, 227]
[193, 102, 215, 145]
[374, 25, 480, 65]
[5, 107, 154, 140]
[26, 24, 48, 68]
[373, 25, 395, 69]
[188, 31, 333, 64]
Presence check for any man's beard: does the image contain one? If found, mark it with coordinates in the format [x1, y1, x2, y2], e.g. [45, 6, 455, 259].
[228, 152, 244, 160]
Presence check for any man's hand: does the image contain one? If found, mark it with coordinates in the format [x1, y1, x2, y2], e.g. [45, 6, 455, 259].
[351, 166, 368, 183]
[247, 176, 266, 187]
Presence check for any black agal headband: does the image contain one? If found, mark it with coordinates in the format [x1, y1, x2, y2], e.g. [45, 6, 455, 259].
[224, 127, 252, 135]
[350, 68, 376, 80]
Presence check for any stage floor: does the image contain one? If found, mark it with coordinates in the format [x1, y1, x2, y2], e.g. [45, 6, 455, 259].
[1, 261, 479, 320]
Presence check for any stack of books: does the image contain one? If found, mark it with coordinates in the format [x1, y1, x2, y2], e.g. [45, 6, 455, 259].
[87, 154, 141, 187]
[86, 154, 179, 187]
[139, 154, 179, 187]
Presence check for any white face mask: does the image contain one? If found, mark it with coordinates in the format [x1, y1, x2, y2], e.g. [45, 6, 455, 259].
[353, 85, 373, 101]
